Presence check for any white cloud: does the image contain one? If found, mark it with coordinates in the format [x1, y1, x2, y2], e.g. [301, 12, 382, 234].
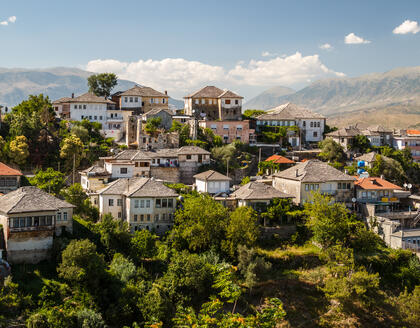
[228, 52, 344, 86]
[319, 43, 333, 50]
[262, 51, 278, 57]
[393, 19, 420, 34]
[344, 33, 371, 44]
[86, 53, 345, 98]
[0, 16, 17, 26]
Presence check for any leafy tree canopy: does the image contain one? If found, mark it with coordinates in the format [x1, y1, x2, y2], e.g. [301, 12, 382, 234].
[87, 73, 118, 99]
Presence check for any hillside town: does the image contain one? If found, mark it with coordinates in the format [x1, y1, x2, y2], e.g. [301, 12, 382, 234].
[0, 70, 420, 326]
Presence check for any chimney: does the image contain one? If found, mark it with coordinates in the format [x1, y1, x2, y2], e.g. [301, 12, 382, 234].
[164, 90, 168, 95]
[295, 169, 299, 177]
[71, 93, 74, 98]
[380, 174, 384, 180]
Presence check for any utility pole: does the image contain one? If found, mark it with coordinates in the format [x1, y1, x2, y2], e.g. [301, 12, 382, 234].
[72, 153, 75, 185]
[226, 158, 229, 178]
[258, 147, 261, 164]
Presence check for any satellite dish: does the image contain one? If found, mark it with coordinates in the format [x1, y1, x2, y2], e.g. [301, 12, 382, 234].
[408, 184, 413, 189]
[352, 198, 357, 203]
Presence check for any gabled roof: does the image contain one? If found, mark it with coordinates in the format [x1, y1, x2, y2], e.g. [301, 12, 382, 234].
[184, 86, 242, 99]
[177, 146, 210, 155]
[355, 177, 402, 190]
[68, 92, 115, 104]
[326, 126, 361, 138]
[120, 85, 168, 97]
[230, 181, 293, 200]
[0, 162, 22, 176]
[256, 103, 325, 121]
[366, 125, 392, 133]
[193, 170, 231, 181]
[52, 97, 72, 104]
[407, 129, 420, 136]
[273, 159, 356, 183]
[144, 108, 173, 117]
[80, 165, 110, 176]
[0, 186, 74, 214]
[354, 152, 377, 163]
[97, 177, 178, 198]
[264, 155, 295, 164]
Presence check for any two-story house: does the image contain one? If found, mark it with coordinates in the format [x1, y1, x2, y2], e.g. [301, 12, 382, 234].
[256, 103, 325, 147]
[194, 170, 231, 194]
[184, 86, 243, 121]
[96, 177, 178, 233]
[0, 162, 22, 194]
[198, 120, 256, 144]
[273, 159, 356, 205]
[393, 129, 420, 163]
[325, 126, 362, 149]
[362, 125, 393, 147]
[0, 186, 74, 263]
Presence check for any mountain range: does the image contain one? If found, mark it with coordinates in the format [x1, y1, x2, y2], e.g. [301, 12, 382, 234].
[244, 67, 420, 128]
[0, 67, 184, 109]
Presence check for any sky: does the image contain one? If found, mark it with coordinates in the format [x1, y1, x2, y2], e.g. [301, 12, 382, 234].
[1, 0, 420, 99]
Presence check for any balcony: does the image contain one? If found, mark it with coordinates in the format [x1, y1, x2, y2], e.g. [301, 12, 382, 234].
[106, 117, 124, 122]
[9, 225, 55, 233]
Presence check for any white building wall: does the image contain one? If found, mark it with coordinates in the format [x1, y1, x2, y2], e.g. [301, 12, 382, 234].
[70, 103, 108, 125]
[196, 179, 207, 193]
[121, 96, 143, 108]
[298, 119, 324, 142]
[99, 194, 124, 219]
[110, 163, 134, 179]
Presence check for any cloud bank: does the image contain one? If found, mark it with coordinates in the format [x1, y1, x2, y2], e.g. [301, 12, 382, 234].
[393, 20, 420, 34]
[0, 16, 16, 26]
[86, 53, 345, 98]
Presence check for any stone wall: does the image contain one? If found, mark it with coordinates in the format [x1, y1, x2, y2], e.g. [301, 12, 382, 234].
[150, 167, 181, 183]
[179, 162, 200, 185]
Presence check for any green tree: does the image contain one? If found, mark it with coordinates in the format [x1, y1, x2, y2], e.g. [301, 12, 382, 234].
[0, 277, 32, 321]
[0, 136, 6, 161]
[30, 168, 65, 195]
[87, 73, 118, 99]
[60, 183, 88, 213]
[9, 135, 29, 166]
[318, 138, 346, 163]
[109, 253, 137, 283]
[58, 239, 107, 290]
[222, 206, 260, 258]
[242, 109, 265, 119]
[60, 135, 84, 171]
[262, 198, 295, 226]
[170, 195, 230, 252]
[96, 214, 131, 258]
[369, 154, 406, 185]
[130, 229, 158, 260]
[348, 134, 371, 153]
[71, 125, 89, 143]
[396, 286, 420, 327]
[237, 245, 272, 290]
[144, 117, 162, 135]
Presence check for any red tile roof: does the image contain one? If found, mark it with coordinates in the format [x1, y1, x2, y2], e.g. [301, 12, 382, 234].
[355, 177, 401, 190]
[265, 155, 295, 164]
[0, 162, 22, 176]
[407, 129, 420, 135]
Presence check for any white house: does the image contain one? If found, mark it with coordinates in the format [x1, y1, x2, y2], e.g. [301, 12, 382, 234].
[193, 170, 231, 194]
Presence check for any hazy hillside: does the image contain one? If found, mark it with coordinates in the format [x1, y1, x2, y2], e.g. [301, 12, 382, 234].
[243, 86, 295, 110]
[0, 67, 184, 109]
[246, 67, 420, 128]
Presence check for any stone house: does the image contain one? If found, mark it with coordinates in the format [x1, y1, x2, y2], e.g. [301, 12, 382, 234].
[96, 177, 178, 233]
[273, 159, 355, 205]
[80, 165, 111, 193]
[0, 162, 22, 194]
[393, 129, 420, 163]
[0, 186, 74, 264]
[362, 125, 393, 147]
[194, 170, 231, 194]
[256, 103, 325, 146]
[184, 86, 243, 121]
[198, 120, 256, 144]
[142, 108, 174, 130]
[354, 152, 377, 168]
[325, 126, 361, 149]
[52, 96, 72, 119]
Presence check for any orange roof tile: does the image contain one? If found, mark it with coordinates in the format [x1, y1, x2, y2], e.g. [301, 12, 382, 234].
[407, 129, 420, 135]
[264, 155, 295, 164]
[0, 162, 22, 176]
[355, 177, 402, 190]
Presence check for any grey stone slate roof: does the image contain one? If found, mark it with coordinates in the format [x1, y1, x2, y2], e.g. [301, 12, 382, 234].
[68, 92, 115, 104]
[326, 126, 361, 138]
[112, 146, 209, 161]
[144, 108, 173, 117]
[354, 152, 377, 163]
[230, 181, 293, 200]
[185, 86, 242, 99]
[256, 103, 325, 121]
[177, 146, 210, 155]
[0, 186, 75, 214]
[273, 159, 356, 183]
[193, 170, 231, 181]
[97, 177, 178, 198]
[120, 86, 168, 97]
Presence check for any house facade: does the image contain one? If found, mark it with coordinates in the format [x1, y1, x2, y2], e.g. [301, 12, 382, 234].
[96, 177, 178, 233]
[0, 162, 22, 194]
[198, 120, 256, 144]
[194, 170, 231, 194]
[0, 186, 74, 264]
[273, 159, 355, 205]
[184, 86, 243, 121]
[326, 126, 361, 149]
[256, 103, 325, 146]
[393, 129, 420, 162]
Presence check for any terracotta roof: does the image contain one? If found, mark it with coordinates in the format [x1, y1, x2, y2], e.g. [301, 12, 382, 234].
[193, 170, 231, 181]
[256, 103, 325, 121]
[230, 181, 293, 200]
[68, 92, 115, 104]
[184, 86, 242, 99]
[0, 162, 22, 176]
[264, 155, 294, 164]
[407, 129, 420, 136]
[326, 126, 361, 138]
[97, 177, 178, 198]
[0, 186, 74, 214]
[120, 85, 168, 97]
[273, 159, 356, 183]
[355, 177, 402, 190]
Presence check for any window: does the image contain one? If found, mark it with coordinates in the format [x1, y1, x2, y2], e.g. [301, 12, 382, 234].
[225, 99, 231, 105]
[384, 190, 389, 196]
[140, 200, 145, 208]
[135, 200, 139, 208]
[317, 122, 320, 127]
[195, 99, 199, 104]
[74, 105, 78, 109]
[223, 124, 229, 130]
[347, 183, 351, 189]
[313, 132, 318, 137]
[310, 122, 314, 127]
[235, 99, 239, 105]
[57, 212, 61, 221]
[236, 125, 243, 130]
[162, 199, 167, 208]
[162, 213, 166, 221]
[130, 97, 133, 102]
[168, 199, 173, 208]
[163, 98, 165, 104]
[134, 215, 138, 222]
[155, 214, 159, 221]
[140, 214, 144, 221]
[109, 199, 114, 206]
[81, 115, 84, 119]
[117, 199, 122, 206]
[94, 116, 97, 120]
[99, 116, 103, 120]
[186, 155, 192, 160]
[201, 99, 205, 104]
[120, 168, 128, 174]
[135, 97, 138, 102]
[147, 214, 151, 221]
[89, 116, 92, 120]
[305, 184, 310, 191]
[26, 217, 32, 226]
[118, 212, 122, 218]
[146, 200, 151, 208]
[150, 98, 154, 104]
[156, 199, 161, 208]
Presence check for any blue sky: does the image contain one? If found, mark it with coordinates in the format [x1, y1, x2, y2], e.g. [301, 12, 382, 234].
[1, 0, 420, 99]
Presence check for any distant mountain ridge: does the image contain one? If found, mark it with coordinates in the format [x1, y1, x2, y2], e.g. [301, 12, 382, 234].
[0, 67, 184, 109]
[244, 86, 295, 110]
[244, 66, 420, 128]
